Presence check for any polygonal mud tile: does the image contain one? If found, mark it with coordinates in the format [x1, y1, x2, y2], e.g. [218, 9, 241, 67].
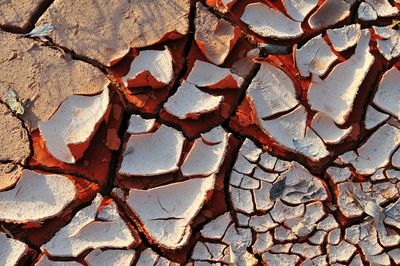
[35, 0, 190, 66]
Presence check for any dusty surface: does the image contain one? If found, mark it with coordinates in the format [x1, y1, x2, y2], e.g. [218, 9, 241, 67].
[0, 30, 109, 129]
[36, 0, 190, 66]
[0, 0, 400, 265]
[0, 103, 30, 164]
[0, 0, 49, 31]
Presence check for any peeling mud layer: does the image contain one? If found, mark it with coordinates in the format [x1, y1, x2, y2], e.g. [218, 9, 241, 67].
[0, 0, 400, 265]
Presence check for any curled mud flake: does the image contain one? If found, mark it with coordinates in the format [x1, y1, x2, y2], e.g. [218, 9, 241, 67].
[195, 3, 240, 65]
[350, 123, 400, 175]
[126, 175, 215, 249]
[247, 63, 329, 161]
[327, 24, 361, 52]
[282, 0, 318, 22]
[84, 249, 136, 266]
[247, 62, 298, 119]
[373, 67, 400, 119]
[262, 106, 328, 160]
[375, 28, 400, 60]
[365, 0, 399, 17]
[358, 2, 378, 21]
[0, 30, 109, 129]
[0, 232, 29, 266]
[307, 29, 374, 125]
[241, 2, 303, 39]
[163, 81, 223, 120]
[42, 194, 136, 257]
[181, 127, 229, 176]
[122, 48, 174, 89]
[308, 0, 352, 30]
[374, 25, 397, 39]
[0, 170, 76, 223]
[119, 125, 185, 176]
[35, 0, 190, 66]
[126, 114, 156, 134]
[0, 103, 30, 164]
[364, 105, 389, 130]
[311, 112, 352, 145]
[201, 125, 226, 144]
[186, 60, 243, 89]
[39, 87, 110, 164]
[295, 34, 338, 78]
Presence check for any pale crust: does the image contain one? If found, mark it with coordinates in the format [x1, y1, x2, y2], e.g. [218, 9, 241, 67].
[127, 175, 216, 249]
[195, 2, 239, 65]
[0, 232, 29, 266]
[38, 88, 110, 164]
[0, 30, 109, 129]
[36, 0, 190, 66]
[0, 170, 77, 223]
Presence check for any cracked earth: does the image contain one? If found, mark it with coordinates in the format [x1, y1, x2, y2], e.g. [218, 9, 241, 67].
[0, 0, 400, 265]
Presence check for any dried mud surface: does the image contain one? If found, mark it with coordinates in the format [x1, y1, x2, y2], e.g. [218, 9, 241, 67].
[0, 0, 400, 265]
